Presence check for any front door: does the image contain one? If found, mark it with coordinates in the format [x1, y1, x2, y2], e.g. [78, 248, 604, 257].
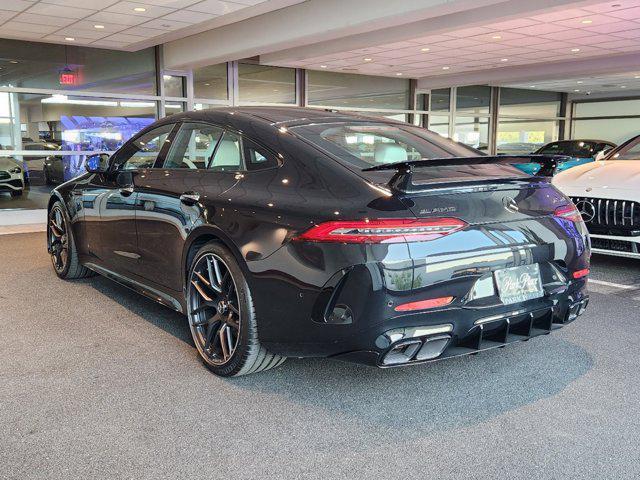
[82, 123, 177, 276]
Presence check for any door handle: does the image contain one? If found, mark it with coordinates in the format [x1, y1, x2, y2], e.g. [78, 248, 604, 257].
[119, 186, 134, 196]
[180, 192, 201, 206]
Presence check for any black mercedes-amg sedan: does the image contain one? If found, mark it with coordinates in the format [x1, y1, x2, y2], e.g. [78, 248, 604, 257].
[47, 107, 590, 377]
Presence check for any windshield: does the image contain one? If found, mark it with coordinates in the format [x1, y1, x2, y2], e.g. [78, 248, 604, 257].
[537, 141, 610, 158]
[290, 122, 480, 168]
[607, 135, 640, 160]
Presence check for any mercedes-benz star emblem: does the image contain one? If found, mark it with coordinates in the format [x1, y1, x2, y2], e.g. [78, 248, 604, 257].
[502, 196, 519, 213]
[575, 200, 596, 223]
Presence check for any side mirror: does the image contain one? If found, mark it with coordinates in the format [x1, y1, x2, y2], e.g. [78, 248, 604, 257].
[85, 153, 110, 173]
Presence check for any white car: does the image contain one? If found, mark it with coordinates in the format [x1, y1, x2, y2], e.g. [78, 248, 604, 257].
[553, 135, 640, 259]
[0, 156, 25, 197]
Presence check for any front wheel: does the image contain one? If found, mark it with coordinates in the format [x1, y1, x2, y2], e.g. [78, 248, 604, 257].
[48, 201, 94, 279]
[187, 242, 286, 377]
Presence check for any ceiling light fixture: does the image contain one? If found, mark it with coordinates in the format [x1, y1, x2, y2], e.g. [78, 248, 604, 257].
[577, 80, 583, 84]
[635, 75, 640, 79]
[530, 85, 536, 88]
[9, 60, 18, 64]
[621, 85, 627, 88]
[94, 24, 105, 29]
[363, 57, 372, 62]
[395, 72, 403, 76]
[420, 47, 430, 52]
[134, 7, 146, 12]
[571, 48, 581, 52]
[442, 66, 450, 70]
[320, 65, 327, 68]
[574, 89, 580, 92]
[581, 19, 593, 24]
[492, 35, 502, 39]
[65, 37, 75, 41]
[500, 58, 508, 62]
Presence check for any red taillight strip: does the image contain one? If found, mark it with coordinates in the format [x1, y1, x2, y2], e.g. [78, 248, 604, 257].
[573, 268, 590, 279]
[294, 218, 467, 243]
[394, 296, 454, 312]
[554, 204, 583, 223]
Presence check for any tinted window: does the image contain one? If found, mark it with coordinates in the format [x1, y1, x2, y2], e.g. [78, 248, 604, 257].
[291, 122, 479, 168]
[163, 123, 224, 169]
[243, 137, 279, 171]
[210, 131, 242, 171]
[113, 124, 175, 170]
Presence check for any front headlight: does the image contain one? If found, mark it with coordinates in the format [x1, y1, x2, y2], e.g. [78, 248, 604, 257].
[9, 166, 22, 174]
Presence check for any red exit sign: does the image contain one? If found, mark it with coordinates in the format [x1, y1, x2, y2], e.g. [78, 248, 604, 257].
[59, 70, 77, 85]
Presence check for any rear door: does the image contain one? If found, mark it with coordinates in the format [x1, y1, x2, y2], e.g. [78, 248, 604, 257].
[135, 122, 238, 291]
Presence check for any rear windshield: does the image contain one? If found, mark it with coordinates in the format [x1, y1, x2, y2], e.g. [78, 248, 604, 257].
[290, 122, 480, 168]
[537, 141, 610, 157]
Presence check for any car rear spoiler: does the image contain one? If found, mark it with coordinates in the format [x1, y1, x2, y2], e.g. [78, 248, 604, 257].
[362, 155, 569, 193]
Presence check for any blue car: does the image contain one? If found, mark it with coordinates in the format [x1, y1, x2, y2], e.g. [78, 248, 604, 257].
[514, 139, 616, 175]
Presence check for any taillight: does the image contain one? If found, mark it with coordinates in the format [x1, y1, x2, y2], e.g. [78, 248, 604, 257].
[394, 296, 454, 312]
[554, 204, 583, 223]
[294, 218, 467, 243]
[573, 268, 590, 279]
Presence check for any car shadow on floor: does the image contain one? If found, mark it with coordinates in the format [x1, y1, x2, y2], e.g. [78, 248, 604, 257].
[80, 270, 594, 438]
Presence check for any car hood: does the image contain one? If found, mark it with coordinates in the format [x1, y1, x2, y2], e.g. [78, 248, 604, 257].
[552, 160, 640, 199]
[0, 156, 20, 170]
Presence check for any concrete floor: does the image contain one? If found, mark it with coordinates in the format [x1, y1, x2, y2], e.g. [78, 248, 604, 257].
[1, 233, 639, 480]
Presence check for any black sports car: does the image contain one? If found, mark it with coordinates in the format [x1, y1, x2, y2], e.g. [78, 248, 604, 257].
[47, 107, 590, 377]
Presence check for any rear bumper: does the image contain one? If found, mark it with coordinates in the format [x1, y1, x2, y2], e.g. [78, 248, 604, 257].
[333, 292, 589, 367]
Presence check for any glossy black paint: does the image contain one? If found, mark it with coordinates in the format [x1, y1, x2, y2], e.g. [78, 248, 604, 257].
[48, 107, 590, 366]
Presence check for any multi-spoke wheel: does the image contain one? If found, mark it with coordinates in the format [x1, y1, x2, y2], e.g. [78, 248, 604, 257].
[187, 242, 286, 377]
[48, 201, 93, 279]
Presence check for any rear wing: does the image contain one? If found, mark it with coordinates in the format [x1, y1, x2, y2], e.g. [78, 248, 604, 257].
[362, 155, 569, 193]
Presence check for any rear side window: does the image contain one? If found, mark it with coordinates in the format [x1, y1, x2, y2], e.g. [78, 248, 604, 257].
[243, 137, 279, 171]
[163, 123, 224, 169]
[210, 131, 243, 171]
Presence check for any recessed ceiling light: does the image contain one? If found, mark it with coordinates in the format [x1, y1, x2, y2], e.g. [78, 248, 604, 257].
[635, 75, 640, 79]
[420, 47, 430, 52]
[577, 80, 583, 84]
[395, 72, 403, 76]
[530, 85, 536, 88]
[363, 57, 372, 62]
[134, 7, 146, 12]
[442, 66, 450, 70]
[574, 89, 580, 92]
[94, 24, 105, 29]
[65, 37, 75, 41]
[492, 35, 502, 39]
[621, 85, 627, 88]
[320, 65, 327, 68]
[571, 48, 581, 52]
[500, 58, 509, 62]
[204, 83, 210, 86]
[581, 19, 593, 24]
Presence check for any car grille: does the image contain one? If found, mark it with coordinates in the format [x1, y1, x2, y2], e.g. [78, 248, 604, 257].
[591, 238, 637, 253]
[0, 171, 10, 180]
[570, 197, 640, 235]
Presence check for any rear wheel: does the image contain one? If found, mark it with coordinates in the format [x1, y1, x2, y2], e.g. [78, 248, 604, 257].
[48, 201, 94, 279]
[187, 242, 286, 377]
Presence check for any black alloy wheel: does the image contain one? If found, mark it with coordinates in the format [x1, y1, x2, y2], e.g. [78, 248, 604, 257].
[48, 201, 93, 279]
[187, 243, 285, 377]
[49, 204, 69, 274]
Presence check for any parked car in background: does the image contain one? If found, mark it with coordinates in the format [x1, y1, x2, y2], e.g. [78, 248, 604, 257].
[0, 156, 25, 197]
[42, 155, 67, 185]
[516, 139, 616, 175]
[553, 134, 640, 258]
[47, 107, 590, 377]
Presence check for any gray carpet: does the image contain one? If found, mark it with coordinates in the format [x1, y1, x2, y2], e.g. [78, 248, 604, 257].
[1, 233, 639, 479]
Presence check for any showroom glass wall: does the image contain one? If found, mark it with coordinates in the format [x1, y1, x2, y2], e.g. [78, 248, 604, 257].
[571, 98, 640, 145]
[0, 39, 572, 214]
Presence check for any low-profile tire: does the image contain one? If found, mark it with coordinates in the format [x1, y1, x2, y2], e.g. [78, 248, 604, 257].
[10, 189, 22, 197]
[48, 201, 94, 279]
[186, 242, 286, 377]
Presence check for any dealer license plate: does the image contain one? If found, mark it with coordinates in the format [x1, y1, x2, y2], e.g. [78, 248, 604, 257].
[494, 264, 544, 305]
